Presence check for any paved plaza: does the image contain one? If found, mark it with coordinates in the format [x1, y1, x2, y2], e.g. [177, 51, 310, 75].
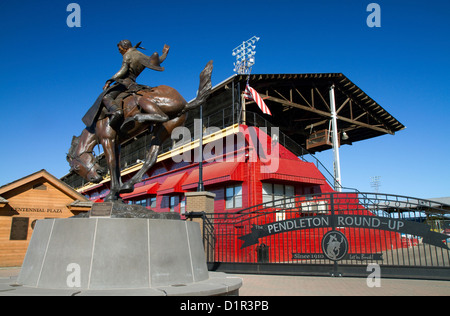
[1, 268, 449, 296]
[234, 273, 450, 296]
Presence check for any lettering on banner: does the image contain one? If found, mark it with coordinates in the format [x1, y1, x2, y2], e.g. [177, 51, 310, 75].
[239, 214, 449, 250]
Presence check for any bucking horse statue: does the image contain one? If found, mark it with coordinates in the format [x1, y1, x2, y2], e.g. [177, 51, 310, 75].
[67, 58, 213, 202]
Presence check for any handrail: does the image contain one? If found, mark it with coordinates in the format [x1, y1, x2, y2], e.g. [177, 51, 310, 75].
[208, 192, 450, 222]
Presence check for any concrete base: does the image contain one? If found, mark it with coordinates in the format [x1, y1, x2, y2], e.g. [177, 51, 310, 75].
[10, 218, 241, 296]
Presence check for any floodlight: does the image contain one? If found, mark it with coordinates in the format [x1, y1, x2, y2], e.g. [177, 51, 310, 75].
[232, 36, 260, 75]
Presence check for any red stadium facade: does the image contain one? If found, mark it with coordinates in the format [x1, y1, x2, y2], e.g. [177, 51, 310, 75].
[79, 124, 333, 216]
[62, 74, 450, 279]
[71, 125, 406, 267]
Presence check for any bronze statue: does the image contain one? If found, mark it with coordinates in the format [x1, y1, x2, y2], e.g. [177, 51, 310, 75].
[69, 41, 213, 201]
[82, 40, 170, 130]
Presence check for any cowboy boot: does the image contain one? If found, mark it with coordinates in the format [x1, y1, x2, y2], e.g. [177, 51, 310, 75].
[105, 102, 124, 130]
[109, 108, 124, 130]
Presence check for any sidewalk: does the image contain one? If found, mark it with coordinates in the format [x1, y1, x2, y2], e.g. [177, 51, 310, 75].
[1, 268, 449, 296]
[235, 273, 450, 296]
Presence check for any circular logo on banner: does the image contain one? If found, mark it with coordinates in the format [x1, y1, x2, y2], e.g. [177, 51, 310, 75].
[321, 230, 349, 261]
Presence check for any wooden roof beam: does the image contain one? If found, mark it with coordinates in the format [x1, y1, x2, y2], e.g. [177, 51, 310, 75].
[261, 94, 395, 135]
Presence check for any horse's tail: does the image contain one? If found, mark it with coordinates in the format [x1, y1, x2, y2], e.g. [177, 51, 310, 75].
[182, 60, 213, 113]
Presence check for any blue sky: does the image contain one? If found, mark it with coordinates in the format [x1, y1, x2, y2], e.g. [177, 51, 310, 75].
[0, 0, 449, 199]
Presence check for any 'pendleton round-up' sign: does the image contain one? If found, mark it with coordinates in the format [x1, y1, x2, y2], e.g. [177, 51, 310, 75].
[238, 214, 449, 250]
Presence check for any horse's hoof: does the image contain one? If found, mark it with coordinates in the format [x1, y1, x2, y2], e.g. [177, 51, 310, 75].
[120, 117, 136, 133]
[104, 194, 122, 202]
[119, 183, 135, 194]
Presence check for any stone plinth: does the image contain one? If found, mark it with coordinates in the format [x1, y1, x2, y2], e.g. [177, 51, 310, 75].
[73, 201, 180, 220]
[14, 218, 241, 295]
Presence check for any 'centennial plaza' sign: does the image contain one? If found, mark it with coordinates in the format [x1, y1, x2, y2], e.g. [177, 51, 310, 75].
[12, 207, 63, 214]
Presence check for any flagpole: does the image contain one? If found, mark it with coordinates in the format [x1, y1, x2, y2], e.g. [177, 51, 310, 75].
[241, 91, 246, 125]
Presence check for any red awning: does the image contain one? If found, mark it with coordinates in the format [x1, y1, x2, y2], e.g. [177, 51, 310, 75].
[157, 172, 188, 195]
[182, 161, 244, 190]
[260, 158, 326, 184]
[121, 182, 159, 199]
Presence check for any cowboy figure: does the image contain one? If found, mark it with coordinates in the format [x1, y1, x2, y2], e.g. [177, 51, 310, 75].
[82, 40, 170, 129]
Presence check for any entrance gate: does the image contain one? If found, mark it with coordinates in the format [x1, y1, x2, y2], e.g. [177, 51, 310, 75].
[189, 192, 450, 280]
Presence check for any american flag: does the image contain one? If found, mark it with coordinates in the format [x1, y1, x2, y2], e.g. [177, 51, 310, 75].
[244, 84, 272, 116]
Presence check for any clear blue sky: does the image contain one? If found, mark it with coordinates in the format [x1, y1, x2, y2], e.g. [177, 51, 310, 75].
[0, 0, 449, 199]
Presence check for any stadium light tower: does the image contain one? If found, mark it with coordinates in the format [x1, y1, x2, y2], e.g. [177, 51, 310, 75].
[232, 36, 260, 75]
[370, 176, 381, 193]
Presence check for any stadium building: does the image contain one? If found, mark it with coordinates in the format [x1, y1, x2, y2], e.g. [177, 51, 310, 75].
[62, 73, 404, 212]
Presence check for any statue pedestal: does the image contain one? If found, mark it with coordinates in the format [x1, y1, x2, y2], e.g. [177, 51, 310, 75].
[75, 201, 181, 220]
[14, 218, 241, 296]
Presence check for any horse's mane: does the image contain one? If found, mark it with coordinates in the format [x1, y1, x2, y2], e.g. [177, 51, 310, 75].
[67, 135, 80, 158]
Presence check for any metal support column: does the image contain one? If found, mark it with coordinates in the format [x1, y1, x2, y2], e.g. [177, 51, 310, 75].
[329, 84, 342, 192]
[197, 104, 204, 192]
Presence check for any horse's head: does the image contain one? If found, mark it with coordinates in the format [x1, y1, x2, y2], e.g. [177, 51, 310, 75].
[67, 135, 106, 183]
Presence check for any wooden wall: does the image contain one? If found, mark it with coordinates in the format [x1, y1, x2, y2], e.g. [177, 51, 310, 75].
[0, 179, 80, 267]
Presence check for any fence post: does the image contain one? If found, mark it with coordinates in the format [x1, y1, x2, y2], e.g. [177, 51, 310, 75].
[329, 193, 341, 276]
[185, 191, 216, 260]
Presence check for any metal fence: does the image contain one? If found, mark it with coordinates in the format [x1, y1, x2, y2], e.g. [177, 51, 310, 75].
[190, 192, 450, 280]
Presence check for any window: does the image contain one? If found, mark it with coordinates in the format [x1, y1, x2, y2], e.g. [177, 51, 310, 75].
[169, 195, 179, 212]
[135, 199, 148, 207]
[262, 183, 272, 205]
[285, 185, 295, 208]
[149, 196, 157, 209]
[275, 210, 286, 222]
[131, 196, 157, 208]
[262, 183, 295, 208]
[225, 184, 243, 209]
[273, 184, 284, 206]
[180, 199, 186, 214]
[32, 183, 47, 190]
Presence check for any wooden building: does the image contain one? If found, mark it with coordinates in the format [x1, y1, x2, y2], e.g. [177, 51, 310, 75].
[0, 169, 91, 267]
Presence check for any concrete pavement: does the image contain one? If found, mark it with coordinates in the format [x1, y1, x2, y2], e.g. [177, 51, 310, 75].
[1, 267, 449, 296]
[234, 273, 450, 296]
